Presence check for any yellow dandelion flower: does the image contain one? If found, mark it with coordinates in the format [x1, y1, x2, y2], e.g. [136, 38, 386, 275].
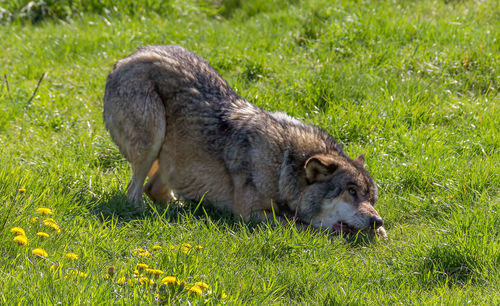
[133, 248, 146, 253]
[139, 277, 154, 286]
[181, 243, 192, 254]
[195, 281, 209, 290]
[161, 276, 177, 285]
[49, 223, 61, 233]
[68, 270, 87, 278]
[18, 188, 26, 193]
[136, 263, 148, 270]
[13, 235, 28, 246]
[32, 248, 48, 257]
[138, 251, 151, 258]
[103, 273, 111, 279]
[221, 292, 228, 299]
[169, 245, 176, 250]
[66, 252, 78, 260]
[187, 285, 203, 295]
[117, 277, 126, 284]
[195, 245, 203, 250]
[10, 227, 26, 236]
[133, 269, 140, 275]
[50, 264, 59, 271]
[43, 220, 61, 233]
[146, 268, 164, 276]
[32, 216, 38, 223]
[36, 207, 53, 215]
[37, 232, 50, 238]
[152, 245, 162, 250]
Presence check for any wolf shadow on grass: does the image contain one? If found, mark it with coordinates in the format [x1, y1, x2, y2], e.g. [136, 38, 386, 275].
[88, 190, 384, 247]
[88, 189, 257, 232]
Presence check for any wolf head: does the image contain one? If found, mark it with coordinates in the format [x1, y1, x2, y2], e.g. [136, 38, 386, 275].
[295, 153, 384, 236]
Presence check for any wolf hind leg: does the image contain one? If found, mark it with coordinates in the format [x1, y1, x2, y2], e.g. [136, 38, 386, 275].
[144, 160, 176, 205]
[127, 150, 160, 209]
[104, 85, 166, 210]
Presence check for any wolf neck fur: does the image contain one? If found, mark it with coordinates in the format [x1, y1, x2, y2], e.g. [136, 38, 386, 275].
[250, 108, 347, 214]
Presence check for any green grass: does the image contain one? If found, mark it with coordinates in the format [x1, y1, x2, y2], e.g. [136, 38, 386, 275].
[0, 0, 498, 304]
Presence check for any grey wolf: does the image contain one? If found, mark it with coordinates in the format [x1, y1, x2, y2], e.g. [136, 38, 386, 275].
[103, 45, 386, 237]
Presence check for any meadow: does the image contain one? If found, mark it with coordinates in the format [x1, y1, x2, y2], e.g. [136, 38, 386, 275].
[0, 0, 498, 304]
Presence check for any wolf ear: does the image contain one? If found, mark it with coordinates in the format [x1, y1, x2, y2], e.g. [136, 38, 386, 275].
[305, 154, 338, 183]
[353, 154, 365, 167]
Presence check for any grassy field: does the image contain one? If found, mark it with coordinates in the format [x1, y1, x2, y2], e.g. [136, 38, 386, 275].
[0, 0, 498, 304]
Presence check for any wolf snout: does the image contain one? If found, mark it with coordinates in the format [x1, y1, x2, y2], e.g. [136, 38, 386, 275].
[369, 216, 384, 229]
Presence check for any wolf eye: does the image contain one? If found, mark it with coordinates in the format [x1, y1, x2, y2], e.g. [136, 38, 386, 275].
[348, 188, 357, 196]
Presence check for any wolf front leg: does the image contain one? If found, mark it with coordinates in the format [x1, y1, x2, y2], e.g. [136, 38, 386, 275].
[231, 174, 273, 221]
